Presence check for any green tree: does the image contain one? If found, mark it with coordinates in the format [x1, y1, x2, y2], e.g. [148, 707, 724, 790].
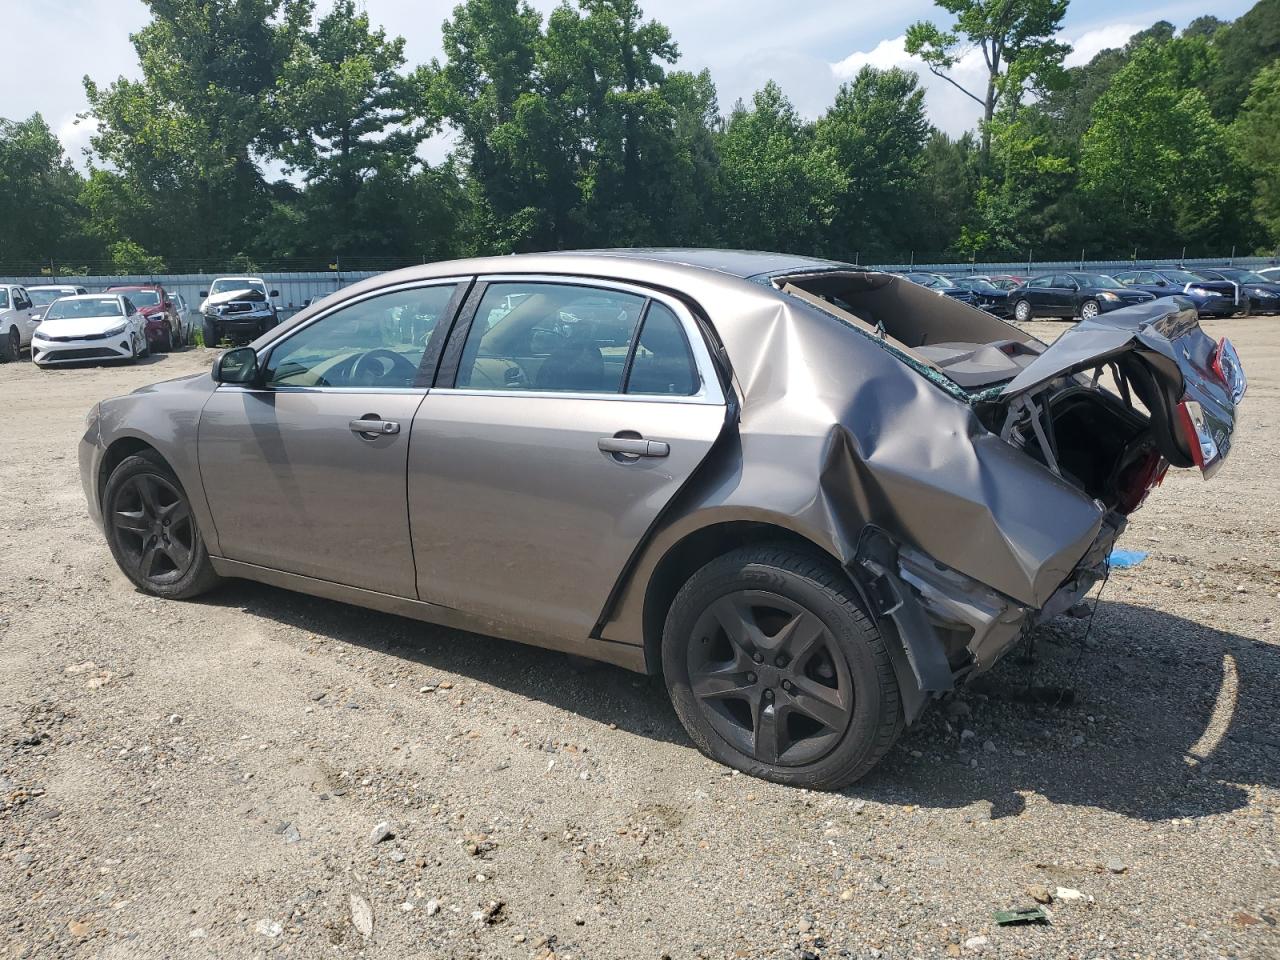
[0, 114, 97, 268]
[716, 82, 845, 252]
[84, 0, 308, 265]
[905, 0, 1070, 159]
[1233, 60, 1280, 246]
[428, 0, 551, 252]
[1204, 0, 1280, 120]
[271, 0, 436, 258]
[1079, 40, 1252, 252]
[815, 67, 930, 259]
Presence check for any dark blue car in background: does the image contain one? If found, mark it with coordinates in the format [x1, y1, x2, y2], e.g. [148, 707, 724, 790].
[1113, 269, 1239, 317]
[948, 276, 1011, 315]
[1196, 267, 1280, 315]
[901, 272, 977, 305]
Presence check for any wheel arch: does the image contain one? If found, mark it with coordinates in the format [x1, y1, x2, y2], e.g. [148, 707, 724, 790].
[98, 436, 168, 503]
[638, 519, 848, 676]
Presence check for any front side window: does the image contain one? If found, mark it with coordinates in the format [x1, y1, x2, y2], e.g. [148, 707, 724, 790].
[0, 289, 9, 310]
[456, 283, 647, 393]
[264, 284, 458, 389]
[1029, 276, 1053, 287]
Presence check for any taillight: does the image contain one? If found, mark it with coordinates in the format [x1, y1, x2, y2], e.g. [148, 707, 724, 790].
[1116, 449, 1168, 514]
[1176, 400, 1218, 469]
[1211, 338, 1247, 404]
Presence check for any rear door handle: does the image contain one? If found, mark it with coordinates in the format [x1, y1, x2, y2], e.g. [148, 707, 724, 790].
[350, 418, 400, 437]
[598, 436, 669, 458]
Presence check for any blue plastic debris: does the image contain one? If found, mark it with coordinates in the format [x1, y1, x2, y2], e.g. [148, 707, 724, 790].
[1107, 549, 1148, 569]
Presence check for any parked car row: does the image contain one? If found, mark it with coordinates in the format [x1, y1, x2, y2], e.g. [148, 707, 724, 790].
[0, 275, 282, 366]
[901, 265, 1280, 322]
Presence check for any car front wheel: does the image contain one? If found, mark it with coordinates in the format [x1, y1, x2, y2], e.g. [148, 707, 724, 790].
[202, 320, 219, 348]
[103, 451, 222, 599]
[1079, 299, 1100, 320]
[662, 545, 903, 790]
[1013, 299, 1032, 322]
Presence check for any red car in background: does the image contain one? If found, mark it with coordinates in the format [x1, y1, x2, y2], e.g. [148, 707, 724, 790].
[103, 284, 189, 352]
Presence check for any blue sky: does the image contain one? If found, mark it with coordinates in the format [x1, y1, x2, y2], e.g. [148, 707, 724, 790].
[3, 0, 1255, 167]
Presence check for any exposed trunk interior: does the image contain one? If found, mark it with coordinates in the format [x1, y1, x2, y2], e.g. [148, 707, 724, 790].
[773, 270, 1170, 514]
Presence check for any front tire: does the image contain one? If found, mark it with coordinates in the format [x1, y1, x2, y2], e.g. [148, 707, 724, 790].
[1, 326, 18, 362]
[1079, 299, 1100, 321]
[156, 327, 172, 353]
[103, 452, 222, 599]
[662, 545, 903, 790]
[202, 319, 219, 348]
[1013, 299, 1032, 322]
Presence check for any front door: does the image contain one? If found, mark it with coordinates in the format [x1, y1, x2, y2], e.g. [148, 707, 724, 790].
[408, 279, 727, 643]
[197, 281, 463, 596]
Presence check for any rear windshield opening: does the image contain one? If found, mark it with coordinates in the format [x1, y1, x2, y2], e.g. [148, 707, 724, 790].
[772, 270, 1044, 391]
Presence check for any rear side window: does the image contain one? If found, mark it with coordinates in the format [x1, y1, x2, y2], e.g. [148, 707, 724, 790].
[625, 302, 699, 396]
[0, 289, 8, 310]
[457, 283, 646, 393]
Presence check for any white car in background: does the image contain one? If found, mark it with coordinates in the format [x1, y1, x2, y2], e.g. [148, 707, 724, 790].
[0, 283, 41, 361]
[27, 284, 89, 323]
[31, 294, 148, 367]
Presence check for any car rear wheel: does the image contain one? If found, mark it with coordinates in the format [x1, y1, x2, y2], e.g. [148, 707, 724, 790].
[1013, 299, 1032, 322]
[1079, 299, 1100, 320]
[662, 545, 903, 789]
[103, 452, 222, 599]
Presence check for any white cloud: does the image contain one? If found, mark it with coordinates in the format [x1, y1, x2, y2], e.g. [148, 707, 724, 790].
[1064, 23, 1143, 66]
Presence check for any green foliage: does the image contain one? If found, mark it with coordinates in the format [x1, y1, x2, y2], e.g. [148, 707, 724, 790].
[716, 83, 846, 253]
[0, 114, 95, 265]
[1079, 40, 1252, 251]
[1233, 61, 1280, 245]
[1, 0, 1277, 272]
[815, 67, 930, 258]
[905, 0, 1070, 158]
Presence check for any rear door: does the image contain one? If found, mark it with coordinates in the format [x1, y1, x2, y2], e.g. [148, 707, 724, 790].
[407, 277, 727, 643]
[1022, 275, 1054, 312]
[198, 280, 466, 595]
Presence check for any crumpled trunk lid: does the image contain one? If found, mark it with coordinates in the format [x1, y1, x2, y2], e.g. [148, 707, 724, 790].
[1000, 298, 1244, 477]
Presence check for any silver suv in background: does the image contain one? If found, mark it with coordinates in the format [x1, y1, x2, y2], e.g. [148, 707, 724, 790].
[198, 276, 280, 345]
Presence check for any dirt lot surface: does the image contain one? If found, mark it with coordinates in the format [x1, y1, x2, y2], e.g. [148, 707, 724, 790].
[0, 319, 1277, 960]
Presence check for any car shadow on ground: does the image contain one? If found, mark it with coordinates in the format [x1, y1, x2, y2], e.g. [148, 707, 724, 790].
[209, 583, 1278, 823]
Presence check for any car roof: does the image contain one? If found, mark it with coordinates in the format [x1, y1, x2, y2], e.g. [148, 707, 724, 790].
[545, 248, 853, 280]
[28, 284, 79, 290]
[59, 293, 126, 301]
[105, 283, 162, 290]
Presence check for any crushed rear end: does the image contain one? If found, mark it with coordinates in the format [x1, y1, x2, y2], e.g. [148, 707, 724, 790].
[769, 271, 1246, 718]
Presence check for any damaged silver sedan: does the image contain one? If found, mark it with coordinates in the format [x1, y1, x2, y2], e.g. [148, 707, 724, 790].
[79, 250, 1246, 788]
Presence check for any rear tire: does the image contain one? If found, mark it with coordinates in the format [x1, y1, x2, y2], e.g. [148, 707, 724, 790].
[1013, 299, 1032, 322]
[662, 545, 903, 790]
[102, 451, 222, 600]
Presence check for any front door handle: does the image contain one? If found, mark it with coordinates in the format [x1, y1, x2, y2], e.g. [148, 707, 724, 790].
[350, 417, 400, 438]
[598, 436, 669, 458]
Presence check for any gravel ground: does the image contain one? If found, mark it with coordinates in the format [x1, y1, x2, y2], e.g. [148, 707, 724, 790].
[0, 319, 1277, 960]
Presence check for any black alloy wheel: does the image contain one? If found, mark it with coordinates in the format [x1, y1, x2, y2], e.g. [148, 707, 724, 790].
[663, 545, 903, 789]
[687, 591, 853, 766]
[103, 452, 222, 599]
[110, 473, 196, 586]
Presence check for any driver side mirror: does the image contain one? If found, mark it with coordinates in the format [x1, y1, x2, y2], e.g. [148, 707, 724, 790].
[212, 346, 260, 386]
[270, 289, 280, 298]
[199, 290, 209, 298]
[1155, 280, 1168, 287]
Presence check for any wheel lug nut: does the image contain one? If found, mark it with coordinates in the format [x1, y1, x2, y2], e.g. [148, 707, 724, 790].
[763, 689, 774, 701]
[781, 680, 792, 691]
[746, 673, 757, 684]
[775, 656, 787, 668]
[752, 653, 763, 664]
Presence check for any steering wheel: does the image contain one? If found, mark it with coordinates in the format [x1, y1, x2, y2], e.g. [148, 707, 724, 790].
[351, 349, 418, 386]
